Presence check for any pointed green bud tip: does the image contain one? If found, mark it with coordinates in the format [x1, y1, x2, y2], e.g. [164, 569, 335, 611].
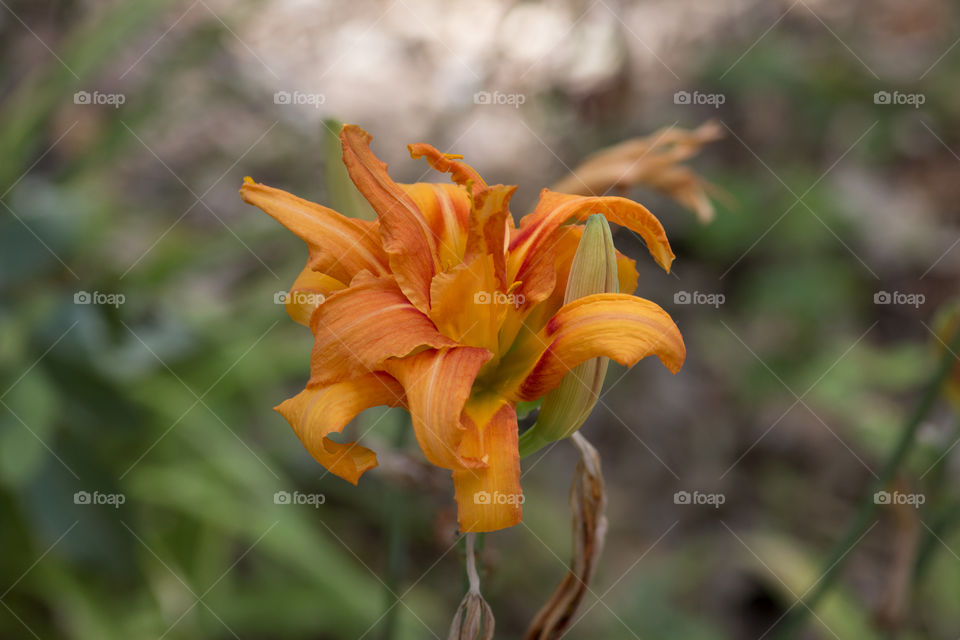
[519, 214, 618, 458]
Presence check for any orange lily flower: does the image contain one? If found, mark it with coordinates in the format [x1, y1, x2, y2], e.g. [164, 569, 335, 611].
[241, 124, 686, 532]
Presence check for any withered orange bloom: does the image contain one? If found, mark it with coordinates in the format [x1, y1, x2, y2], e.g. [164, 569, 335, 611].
[241, 124, 686, 532]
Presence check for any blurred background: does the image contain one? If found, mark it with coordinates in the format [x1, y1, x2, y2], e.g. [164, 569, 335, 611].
[2, 0, 960, 638]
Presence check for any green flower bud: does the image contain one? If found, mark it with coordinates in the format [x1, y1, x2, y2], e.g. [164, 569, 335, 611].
[519, 214, 617, 457]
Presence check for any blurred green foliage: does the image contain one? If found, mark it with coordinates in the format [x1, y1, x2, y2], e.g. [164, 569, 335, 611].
[3, 2, 960, 639]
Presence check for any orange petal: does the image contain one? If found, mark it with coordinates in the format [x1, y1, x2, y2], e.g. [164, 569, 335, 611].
[428, 253, 506, 354]
[465, 184, 516, 290]
[384, 347, 492, 470]
[408, 142, 487, 195]
[509, 190, 675, 287]
[340, 125, 439, 312]
[399, 182, 470, 271]
[240, 178, 388, 284]
[498, 226, 639, 367]
[275, 373, 405, 484]
[285, 265, 346, 326]
[505, 293, 686, 402]
[452, 397, 523, 532]
[308, 277, 458, 386]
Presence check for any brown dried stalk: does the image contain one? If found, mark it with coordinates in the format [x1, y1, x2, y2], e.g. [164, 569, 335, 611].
[524, 432, 608, 640]
[448, 533, 495, 640]
[551, 120, 725, 222]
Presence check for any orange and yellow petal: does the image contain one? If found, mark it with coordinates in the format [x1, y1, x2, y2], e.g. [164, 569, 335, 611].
[240, 178, 388, 284]
[509, 190, 675, 286]
[275, 372, 405, 484]
[308, 277, 457, 386]
[465, 184, 516, 290]
[384, 347, 492, 470]
[429, 253, 507, 355]
[453, 396, 523, 532]
[408, 142, 487, 196]
[340, 125, 440, 313]
[504, 293, 686, 402]
[399, 182, 470, 271]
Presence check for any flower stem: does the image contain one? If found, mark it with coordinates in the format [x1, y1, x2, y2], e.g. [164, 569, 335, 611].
[381, 411, 410, 640]
[772, 327, 960, 639]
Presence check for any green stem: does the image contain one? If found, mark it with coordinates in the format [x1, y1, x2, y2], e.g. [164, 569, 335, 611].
[381, 411, 410, 640]
[773, 326, 960, 639]
[909, 417, 960, 598]
[914, 502, 960, 579]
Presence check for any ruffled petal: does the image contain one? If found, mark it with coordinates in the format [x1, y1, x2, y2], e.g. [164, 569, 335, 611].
[408, 143, 515, 288]
[503, 293, 686, 402]
[340, 124, 439, 312]
[452, 397, 523, 532]
[308, 276, 458, 386]
[275, 373, 405, 484]
[383, 347, 492, 470]
[240, 178, 388, 284]
[465, 184, 515, 290]
[408, 143, 487, 195]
